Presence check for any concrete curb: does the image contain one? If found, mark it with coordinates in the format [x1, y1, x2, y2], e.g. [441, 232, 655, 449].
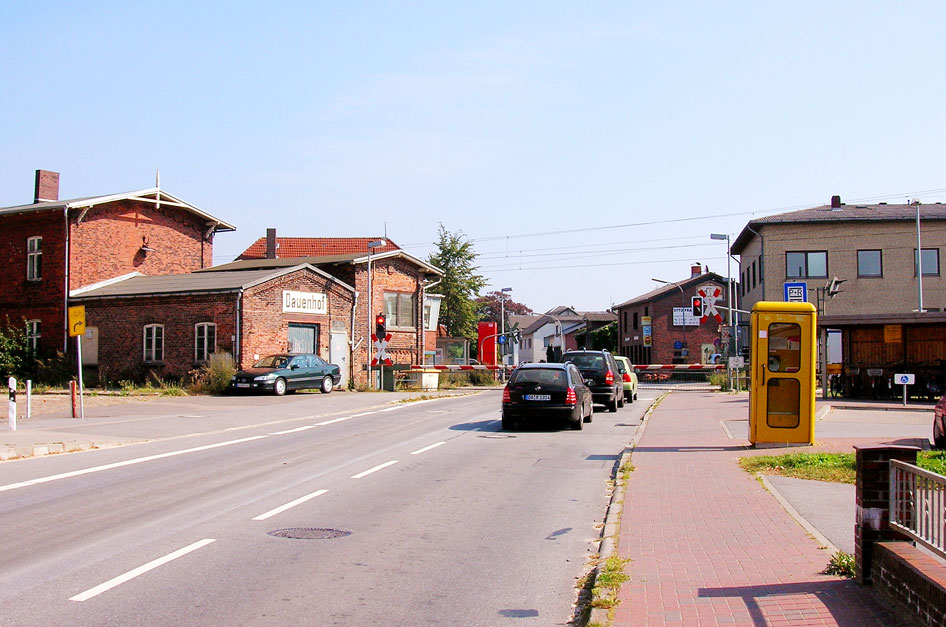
[760, 475, 840, 555]
[587, 392, 667, 626]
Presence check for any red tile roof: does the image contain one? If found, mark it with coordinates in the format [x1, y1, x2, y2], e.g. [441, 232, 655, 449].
[237, 237, 401, 260]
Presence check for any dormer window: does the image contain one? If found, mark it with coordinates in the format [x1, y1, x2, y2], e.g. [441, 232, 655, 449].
[26, 236, 42, 281]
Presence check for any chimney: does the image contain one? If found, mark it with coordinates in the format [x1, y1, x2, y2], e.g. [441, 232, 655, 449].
[830, 195, 842, 209]
[265, 228, 277, 259]
[34, 170, 60, 203]
[690, 263, 702, 278]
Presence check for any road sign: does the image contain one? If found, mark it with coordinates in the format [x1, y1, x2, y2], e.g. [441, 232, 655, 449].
[784, 282, 807, 302]
[497, 334, 507, 345]
[729, 356, 745, 369]
[68, 305, 86, 337]
[894, 373, 915, 385]
[371, 333, 392, 366]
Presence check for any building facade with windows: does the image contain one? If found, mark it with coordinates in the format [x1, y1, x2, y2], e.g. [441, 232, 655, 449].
[613, 265, 730, 365]
[0, 170, 235, 358]
[732, 196, 946, 395]
[70, 265, 355, 384]
[217, 229, 443, 385]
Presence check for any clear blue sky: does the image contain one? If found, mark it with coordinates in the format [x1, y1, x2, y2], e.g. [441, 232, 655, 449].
[3, 2, 945, 313]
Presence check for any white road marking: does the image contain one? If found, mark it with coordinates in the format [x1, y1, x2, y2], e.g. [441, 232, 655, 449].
[0, 436, 268, 494]
[411, 442, 446, 455]
[351, 460, 398, 479]
[252, 489, 329, 521]
[270, 425, 316, 435]
[349, 412, 375, 418]
[378, 405, 404, 412]
[315, 415, 355, 426]
[69, 539, 216, 602]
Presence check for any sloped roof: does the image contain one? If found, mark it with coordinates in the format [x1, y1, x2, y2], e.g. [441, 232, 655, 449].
[0, 188, 236, 233]
[614, 272, 727, 309]
[70, 264, 353, 300]
[238, 237, 400, 259]
[732, 201, 946, 254]
[581, 311, 618, 322]
[198, 249, 442, 277]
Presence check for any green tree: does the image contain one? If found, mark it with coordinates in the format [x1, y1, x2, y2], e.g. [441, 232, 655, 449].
[0, 317, 31, 380]
[427, 224, 486, 339]
[591, 322, 618, 352]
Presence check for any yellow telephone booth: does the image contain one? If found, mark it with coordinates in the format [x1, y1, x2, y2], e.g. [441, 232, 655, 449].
[749, 301, 816, 446]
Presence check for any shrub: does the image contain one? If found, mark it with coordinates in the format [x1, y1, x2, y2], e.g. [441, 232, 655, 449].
[190, 352, 236, 395]
[0, 318, 31, 380]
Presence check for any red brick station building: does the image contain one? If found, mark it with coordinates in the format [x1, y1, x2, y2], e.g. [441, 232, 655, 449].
[0, 170, 442, 387]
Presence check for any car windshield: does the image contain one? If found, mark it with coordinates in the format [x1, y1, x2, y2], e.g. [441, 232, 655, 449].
[513, 369, 566, 385]
[253, 355, 290, 369]
[568, 354, 604, 369]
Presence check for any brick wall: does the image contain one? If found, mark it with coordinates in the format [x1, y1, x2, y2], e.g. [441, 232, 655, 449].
[351, 257, 425, 384]
[82, 268, 355, 381]
[871, 541, 946, 626]
[241, 268, 354, 371]
[616, 278, 730, 364]
[69, 199, 213, 288]
[85, 293, 238, 381]
[0, 210, 67, 354]
[854, 444, 918, 584]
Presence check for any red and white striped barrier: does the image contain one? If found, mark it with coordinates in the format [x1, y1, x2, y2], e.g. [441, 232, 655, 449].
[428, 364, 504, 371]
[632, 364, 726, 371]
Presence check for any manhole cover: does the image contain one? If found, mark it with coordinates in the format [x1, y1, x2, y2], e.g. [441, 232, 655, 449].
[268, 528, 352, 540]
[480, 434, 516, 439]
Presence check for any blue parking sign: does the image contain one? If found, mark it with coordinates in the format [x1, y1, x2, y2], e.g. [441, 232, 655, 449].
[784, 282, 807, 302]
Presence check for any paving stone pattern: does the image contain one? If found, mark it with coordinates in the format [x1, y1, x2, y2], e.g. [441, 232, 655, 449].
[614, 392, 905, 626]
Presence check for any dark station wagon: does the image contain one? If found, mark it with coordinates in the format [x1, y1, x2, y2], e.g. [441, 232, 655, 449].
[230, 353, 341, 396]
[501, 362, 593, 430]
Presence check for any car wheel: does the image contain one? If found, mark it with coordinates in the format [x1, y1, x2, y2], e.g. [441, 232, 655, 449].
[273, 378, 288, 396]
[501, 411, 516, 430]
[634, 391, 638, 401]
[608, 395, 618, 412]
[618, 393, 625, 408]
[571, 414, 583, 430]
[583, 402, 592, 423]
[320, 376, 334, 394]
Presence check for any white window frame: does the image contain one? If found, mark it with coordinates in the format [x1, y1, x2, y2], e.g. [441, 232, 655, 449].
[143, 324, 164, 363]
[26, 319, 40, 354]
[383, 292, 417, 328]
[26, 236, 42, 281]
[195, 322, 216, 362]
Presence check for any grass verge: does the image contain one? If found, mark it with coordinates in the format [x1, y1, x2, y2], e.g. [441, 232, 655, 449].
[739, 450, 946, 484]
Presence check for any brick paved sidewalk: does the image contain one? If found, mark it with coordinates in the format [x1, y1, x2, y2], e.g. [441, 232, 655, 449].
[612, 392, 903, 626]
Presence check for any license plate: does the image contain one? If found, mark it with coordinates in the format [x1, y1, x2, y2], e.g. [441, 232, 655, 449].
[235, 383, 250, 388]
[524, 394, 551, 401]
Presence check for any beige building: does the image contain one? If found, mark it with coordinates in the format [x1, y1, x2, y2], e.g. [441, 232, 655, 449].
[732, 196, 946, 398]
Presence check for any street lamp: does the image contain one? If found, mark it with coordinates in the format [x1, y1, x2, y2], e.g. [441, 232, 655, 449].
[366, 238, 386, 389]
[652, 278, 687, 362]
[711, 233, 734, 390]
[500, 287, 512, 371]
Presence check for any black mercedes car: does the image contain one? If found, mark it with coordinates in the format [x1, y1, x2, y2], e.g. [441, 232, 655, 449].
[501, 362, 593, 430]
[230, 353, 341, 395]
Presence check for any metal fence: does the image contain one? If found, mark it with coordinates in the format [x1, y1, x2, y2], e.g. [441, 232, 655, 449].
[889, 459, 946, 560]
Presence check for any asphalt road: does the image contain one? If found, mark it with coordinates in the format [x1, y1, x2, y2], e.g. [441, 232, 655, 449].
[0, 390, 653, 626]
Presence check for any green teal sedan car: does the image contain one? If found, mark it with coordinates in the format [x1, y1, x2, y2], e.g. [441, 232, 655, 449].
[230, 353, 341, 395]
[613, 355, 639, 402]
